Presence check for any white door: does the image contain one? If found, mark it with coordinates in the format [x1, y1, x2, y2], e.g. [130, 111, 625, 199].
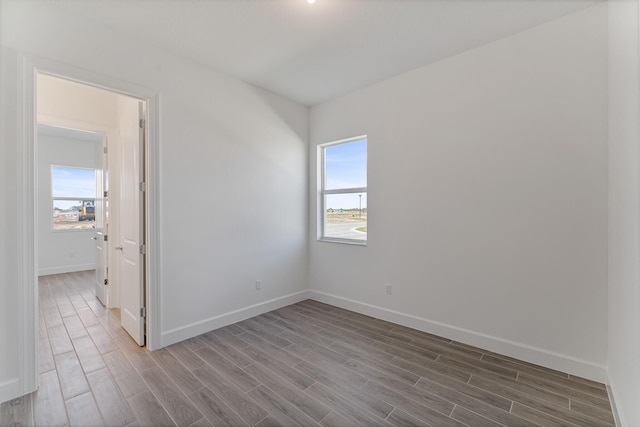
[119, 97, 145, 346]
[94, 135, 108, 305]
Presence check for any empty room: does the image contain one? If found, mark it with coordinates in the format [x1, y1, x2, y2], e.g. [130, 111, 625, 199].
[1, 0, 639, 426]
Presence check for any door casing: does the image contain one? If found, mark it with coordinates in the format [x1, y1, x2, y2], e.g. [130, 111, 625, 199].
[95, 133, 108, 305]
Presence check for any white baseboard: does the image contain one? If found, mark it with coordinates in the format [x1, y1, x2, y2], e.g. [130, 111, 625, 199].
[161, 290, 309, 347]
[38, 264, 95, 276]
[606, 373, 625, 427]
[308, 290, 608, 383]
[0, 378, 21, 405]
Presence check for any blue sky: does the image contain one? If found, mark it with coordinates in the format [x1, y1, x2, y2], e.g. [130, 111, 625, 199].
[52, 166, 96, 210]
[325, 139, 367, 210]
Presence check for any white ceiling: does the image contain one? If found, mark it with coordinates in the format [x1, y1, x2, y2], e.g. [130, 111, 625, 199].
[16, 0, 601, 106]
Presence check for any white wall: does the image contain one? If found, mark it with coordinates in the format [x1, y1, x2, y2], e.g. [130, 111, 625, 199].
[309, 4, 608, 381]
[0, 1, 308, 402]
[37, 126, 100, 276]
[607, 0, 640, 425]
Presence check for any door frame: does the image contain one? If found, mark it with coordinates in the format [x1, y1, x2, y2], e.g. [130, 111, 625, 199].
[18, 53, 161, 395]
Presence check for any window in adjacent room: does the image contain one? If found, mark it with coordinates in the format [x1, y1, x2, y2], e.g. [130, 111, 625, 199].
[319, 136, 367, 244]
[51, 166, 96, 231]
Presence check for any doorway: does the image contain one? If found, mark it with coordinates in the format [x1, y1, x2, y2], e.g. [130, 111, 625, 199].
[11, 55, 161, 401]
[36, 73, 149, 347]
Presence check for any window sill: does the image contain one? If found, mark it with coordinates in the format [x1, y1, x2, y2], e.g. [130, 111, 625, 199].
[51, 228, 96, 233]
[318, 237, 367, 246]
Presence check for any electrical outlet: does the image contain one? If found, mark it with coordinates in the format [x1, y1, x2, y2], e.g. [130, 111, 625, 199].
[386, 284, 392, 295]
[256, 280, 262, 290]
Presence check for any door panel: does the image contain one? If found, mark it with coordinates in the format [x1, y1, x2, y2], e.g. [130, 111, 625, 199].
[119, 97, 145, 346]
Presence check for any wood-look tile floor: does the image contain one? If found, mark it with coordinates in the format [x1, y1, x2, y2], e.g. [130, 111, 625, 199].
[1, 271, 615, 427]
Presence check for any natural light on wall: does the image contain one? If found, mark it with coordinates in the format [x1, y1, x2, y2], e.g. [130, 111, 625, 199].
[319, 136, 367, 244]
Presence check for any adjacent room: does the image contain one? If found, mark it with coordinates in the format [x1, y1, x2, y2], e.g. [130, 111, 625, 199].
[1, 0, 639, 426]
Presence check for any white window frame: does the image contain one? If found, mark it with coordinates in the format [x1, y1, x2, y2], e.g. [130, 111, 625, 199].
[319, 135, 367, 245]
[51, 165, 96, 232]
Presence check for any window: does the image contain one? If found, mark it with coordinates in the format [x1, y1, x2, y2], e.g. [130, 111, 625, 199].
[51, 166, 96, 231]
[319, 136, 367, 244]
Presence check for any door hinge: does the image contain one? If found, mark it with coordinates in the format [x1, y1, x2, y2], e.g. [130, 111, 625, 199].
[103, 146, 108, 154]
[139, 244, 146, 255]
[140, 182, 146, 192]
[103, 235, 108, 242]
[104, 190, 108, 198]
[140, 307, 146, 318]
[139, 118, 145, 129]
[104, 278, 108, 285]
